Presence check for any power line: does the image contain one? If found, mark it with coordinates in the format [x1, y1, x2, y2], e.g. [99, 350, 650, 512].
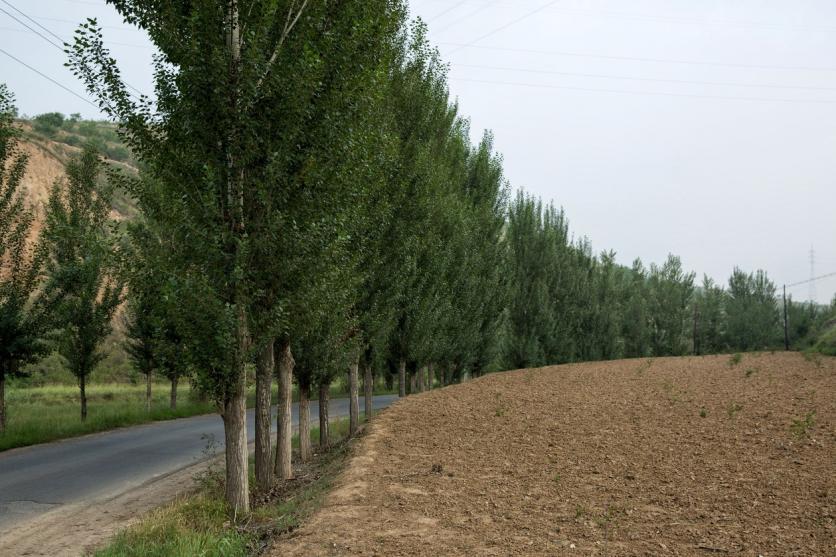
[0, 5, 64, 50]
[0, 46, 99, 109]
[0, 0, 148, 99]
[454, 62, 836, 92]
[440, 43, 836, 73]
[426, 0, 469, 23]
[432, 0, 504, 34]
[786, 271, 836, 289]
[450, 76, 836, 104]
[448, 0, 564, 55]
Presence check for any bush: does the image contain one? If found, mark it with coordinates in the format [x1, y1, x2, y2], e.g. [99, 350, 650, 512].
[32, 112, 65, 135]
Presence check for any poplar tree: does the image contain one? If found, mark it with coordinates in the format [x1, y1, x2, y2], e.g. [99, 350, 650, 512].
[0, 85, 48, 433]
[69, 0, 406, 514]
[42, 147, 123, 422]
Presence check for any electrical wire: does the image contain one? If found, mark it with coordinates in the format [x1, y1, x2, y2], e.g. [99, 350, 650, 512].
[447, 0, 564, 54]
[450, 76, 836, 104]
[454, 62, 836, 92]
[0, 46, 99, 109]
[440, 43, 836, 73]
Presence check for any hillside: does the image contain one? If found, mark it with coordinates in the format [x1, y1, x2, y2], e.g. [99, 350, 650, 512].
[15, 115, 139, 234]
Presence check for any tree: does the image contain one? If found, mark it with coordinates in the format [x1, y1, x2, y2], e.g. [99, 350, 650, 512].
[647, 255, 695, 356]
[70, 0, 406, 514]
[694, 275, 726, 354]
[0, 85, 48, 433]
[621, 259, 650, 358]
[123, 288, 157, 412]
[725, 268, 778, 350]
[42, 147, 123, 422]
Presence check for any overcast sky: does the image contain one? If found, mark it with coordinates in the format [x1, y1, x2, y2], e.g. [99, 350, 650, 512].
[1, 0, 834, 303]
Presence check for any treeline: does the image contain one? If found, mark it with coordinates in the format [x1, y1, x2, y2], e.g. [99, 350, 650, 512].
[1, 1, 834, 519]
[505, 192, 834, 368]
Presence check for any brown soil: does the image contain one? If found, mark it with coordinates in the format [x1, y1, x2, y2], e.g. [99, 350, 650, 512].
[270, 353, 836, 556]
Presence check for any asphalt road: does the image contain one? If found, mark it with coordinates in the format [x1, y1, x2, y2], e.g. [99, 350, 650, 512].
[0, 394, 398, 532]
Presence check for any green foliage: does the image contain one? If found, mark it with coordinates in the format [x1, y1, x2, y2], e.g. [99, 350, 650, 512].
[790, 411, 816, 438]
[728, 353, 743, 367]
[726, 268, 778, 350]
[0, 85, 50, 431]
[32, 112, 65, 136]
[42, 147, 123, 418]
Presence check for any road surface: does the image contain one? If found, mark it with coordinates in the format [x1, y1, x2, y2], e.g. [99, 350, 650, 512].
[0, 394, 398, 532]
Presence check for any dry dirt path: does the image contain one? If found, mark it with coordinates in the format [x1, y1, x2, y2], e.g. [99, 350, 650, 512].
[271, 353, 835, 556]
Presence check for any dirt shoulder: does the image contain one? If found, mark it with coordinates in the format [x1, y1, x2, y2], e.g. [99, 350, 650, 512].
[0, 457, 215, 557]
[270, 353, 836, 556]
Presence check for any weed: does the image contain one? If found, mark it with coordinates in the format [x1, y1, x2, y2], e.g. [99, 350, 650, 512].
[744, 367, 758, 378]
[553, 473, 561, 484]
[575, 505, 587, 519]
[790, 411, 816, 438]
[699, 408, 707, 418]
[728, 353, 743, 367]
[727, 402, 743, 418]
[495, 407, 505, 417]
[635, 359, 653, 376]
[802, 351, 823, 368]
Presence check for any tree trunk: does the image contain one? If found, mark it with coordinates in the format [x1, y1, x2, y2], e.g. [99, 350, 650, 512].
[145, 370, 152, 412]
[0, 366, 6, 434]
[80, 373, 87, 422]
[319, 381, 330, 449]
[398, 359, 406, 397]
[427, 363, 434, 390]
[409, 371, 417, 395]
[349, 356, 359, 436]
[275, 342, 293, 481]
[254, 341, 274, 491]
[170, 376, 178, 410]
[222, 371, 250, 517]
[363, 363, 373, 421]
[299, 382, 312, 462]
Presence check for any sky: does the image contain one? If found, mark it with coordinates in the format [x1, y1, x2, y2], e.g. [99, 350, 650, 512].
[1, 0, 835, 304]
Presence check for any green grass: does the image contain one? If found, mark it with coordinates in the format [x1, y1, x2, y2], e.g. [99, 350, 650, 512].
[1, 383, 214, 452]
[95, 418, 356, 557]
[2, 375, 394, 452]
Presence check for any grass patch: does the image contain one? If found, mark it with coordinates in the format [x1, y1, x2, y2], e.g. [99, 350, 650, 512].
[727, 402, 743, 418]
[790, 411, 816, 439]
[2, 379, 394, 452]
[728, 353, 743, 367]
[94, 418, 357, 557]
[1, 383, 214, 452]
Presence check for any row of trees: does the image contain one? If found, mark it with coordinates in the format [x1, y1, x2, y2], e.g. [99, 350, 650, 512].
[2, 0, 833, 518]
[505, 191, 830, 368]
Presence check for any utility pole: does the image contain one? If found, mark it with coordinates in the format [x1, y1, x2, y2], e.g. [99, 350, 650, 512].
[692, 303, 700, 356]
[783, 284, 789, 351]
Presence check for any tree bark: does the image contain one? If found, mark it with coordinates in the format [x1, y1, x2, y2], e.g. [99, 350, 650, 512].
[275, 341, 293, 480]
[0, 366, 6, 434]
[427, 363, 434, 390]
[363, 362, 373, 421]
[145, 370, 152, 412]
[170, 376, 178, 410]
[222, 371, 250, 516]
[299, 382, 312, 462]
[409, 371, 416, 395]
[398, 359, 406, 397]
[255, 341, 274, 491]
[319, 381, 330, 449]
[349, 356, 359, 436]
[80, 373, 87, 422]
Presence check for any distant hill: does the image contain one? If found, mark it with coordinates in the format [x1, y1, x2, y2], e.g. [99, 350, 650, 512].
[16, 113, 139, 235]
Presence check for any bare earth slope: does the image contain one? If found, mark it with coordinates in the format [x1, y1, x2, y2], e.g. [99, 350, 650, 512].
[271, 353, 835, 556]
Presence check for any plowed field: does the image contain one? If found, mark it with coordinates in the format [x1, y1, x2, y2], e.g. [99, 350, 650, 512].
[271, 353, 835, 556]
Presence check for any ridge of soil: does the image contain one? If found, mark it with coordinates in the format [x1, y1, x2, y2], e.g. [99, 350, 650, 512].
[270, 353, 836, 556]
